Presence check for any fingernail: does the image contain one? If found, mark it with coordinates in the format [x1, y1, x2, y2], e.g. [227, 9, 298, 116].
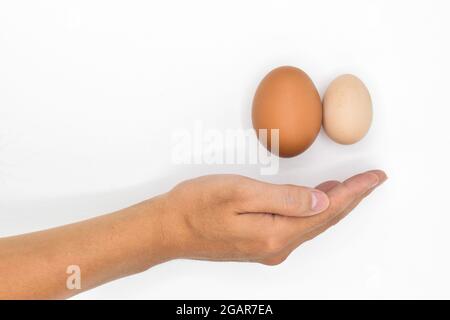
[368, 173, 380, 189]
[311, 191, 329, 213]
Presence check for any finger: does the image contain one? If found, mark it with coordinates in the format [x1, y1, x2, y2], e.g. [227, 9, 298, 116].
[315, 180, 340, 193]
[301, 191, 368, 243]
[359, 170, 388, 198]
[274, 171, 387, 258]
[326, 170, 388, 227]
[293, 170, 386, 232]
[276, 195, 366, 259]
[297, 170, 388, 240]
[237, 180, 347, 245]
[239, 180, 330, 217]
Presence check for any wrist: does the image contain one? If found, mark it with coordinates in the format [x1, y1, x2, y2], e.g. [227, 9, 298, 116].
[139, 193, 191, 265]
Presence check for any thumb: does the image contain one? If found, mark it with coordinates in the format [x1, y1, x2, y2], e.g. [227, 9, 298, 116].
[242, 181, 330, 217]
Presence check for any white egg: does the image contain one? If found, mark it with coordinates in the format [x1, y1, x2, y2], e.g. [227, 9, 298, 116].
[323, 74, 372, 145]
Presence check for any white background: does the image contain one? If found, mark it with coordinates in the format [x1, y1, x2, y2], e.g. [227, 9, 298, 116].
[1, 0, 449, 299]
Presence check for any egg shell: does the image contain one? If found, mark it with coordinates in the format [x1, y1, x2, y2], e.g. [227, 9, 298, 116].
[252, 66, 322, 158]
[323, 74, 372, 145]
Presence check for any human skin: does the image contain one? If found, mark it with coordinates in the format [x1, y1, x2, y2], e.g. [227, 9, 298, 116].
[0, 169, 387, 299]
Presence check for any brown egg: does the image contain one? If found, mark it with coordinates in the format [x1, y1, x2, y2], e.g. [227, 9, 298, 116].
[252, 66, 322, 158]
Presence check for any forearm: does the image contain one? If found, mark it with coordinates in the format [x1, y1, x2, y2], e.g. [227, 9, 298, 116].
[0, 195, 172, 299]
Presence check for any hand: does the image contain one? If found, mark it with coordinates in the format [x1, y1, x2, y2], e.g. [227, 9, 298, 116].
[0, 169, 387, 299]
[160, 170, 387, 265]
